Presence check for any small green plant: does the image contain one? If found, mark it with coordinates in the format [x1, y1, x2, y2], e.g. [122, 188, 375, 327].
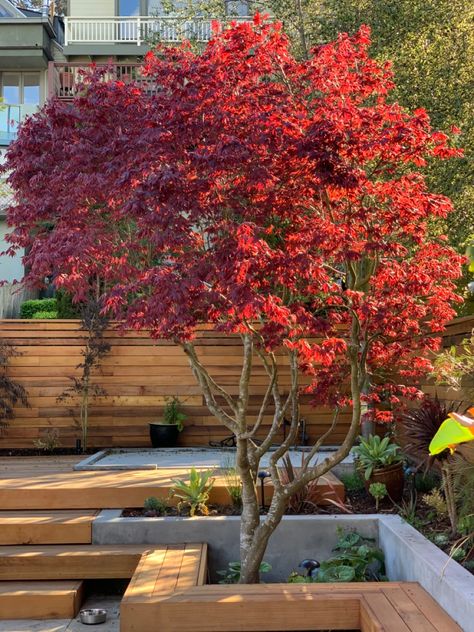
[451, 546, 467, 562]
[20, 298, 57, 319]
[218, 561, 271, 584]
[369, 482, 387, 512]
[143, 496, 166, 516]
[423, 488, 448, 517]
[171, 468, 214, 516]
[33, 428, 61, 453]
[392, 489, 420, 527]
[340, 471, 365, 493]
[163, 397, 186, 431]
[0, 341, 29, 432]
[57, 299, 111, 452]
[414, 471, 440, 494]
[279, 453, 321, 513]
[316, 529, 386, 583]
[290, 529, 386, 584]
[432, 533, 450, 547]
[221, 454, 242, 508]
[288, 571, 313, 583]
[353, 435, 403, 480]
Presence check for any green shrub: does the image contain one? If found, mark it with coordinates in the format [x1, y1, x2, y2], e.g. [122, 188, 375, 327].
[31, 311, 58, 319]
[56, 289, 80, 319]
[20, 299, 57, 319]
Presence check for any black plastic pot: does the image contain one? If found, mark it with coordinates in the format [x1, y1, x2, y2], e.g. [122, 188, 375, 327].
[149, 423, 180, 448]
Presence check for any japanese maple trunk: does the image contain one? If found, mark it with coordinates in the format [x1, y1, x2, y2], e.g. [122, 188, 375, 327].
[237, 355, 363, 584]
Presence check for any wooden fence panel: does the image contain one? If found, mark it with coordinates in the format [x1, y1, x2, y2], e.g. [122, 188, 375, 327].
[0, 316, 472, 450]
[0, 321, 351, 449]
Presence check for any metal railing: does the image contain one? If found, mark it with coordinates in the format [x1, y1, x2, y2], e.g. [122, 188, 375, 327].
[63, 15, 251, 46]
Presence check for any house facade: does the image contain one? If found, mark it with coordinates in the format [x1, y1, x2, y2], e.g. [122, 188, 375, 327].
[0, 0, 251, 315]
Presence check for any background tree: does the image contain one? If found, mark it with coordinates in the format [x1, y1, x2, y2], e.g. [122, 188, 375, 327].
[320, 0, 474, 291]
[3, 20, 463, 582]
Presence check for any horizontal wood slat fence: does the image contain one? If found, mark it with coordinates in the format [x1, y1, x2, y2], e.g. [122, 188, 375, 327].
[418, 315, 473, 407]
[0, 316, 472, 450]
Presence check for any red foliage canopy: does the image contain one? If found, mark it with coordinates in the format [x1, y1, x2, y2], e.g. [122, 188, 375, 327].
[3, 18, 464, 417]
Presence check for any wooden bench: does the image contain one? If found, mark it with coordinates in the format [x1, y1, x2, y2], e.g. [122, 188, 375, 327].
[128, 581, 461, 632]
[121, 543, 208, 632]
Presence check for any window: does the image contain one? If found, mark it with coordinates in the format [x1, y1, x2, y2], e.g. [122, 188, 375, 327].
[1, 72, 40, 106]
[2, 73, 20, 105]
[23, 74, 41, 106]
[0, 73, 41, 142]
[119, 0, 140, 16]
[225, 1, 249, 16]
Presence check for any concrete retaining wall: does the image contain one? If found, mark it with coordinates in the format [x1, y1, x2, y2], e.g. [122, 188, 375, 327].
[93, 512, 378, 582]
[93, 512, 474, 630]
[379, 515, 474, 632]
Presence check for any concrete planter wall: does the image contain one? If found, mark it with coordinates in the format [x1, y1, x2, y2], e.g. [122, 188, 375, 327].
[93, 512, 474, 631]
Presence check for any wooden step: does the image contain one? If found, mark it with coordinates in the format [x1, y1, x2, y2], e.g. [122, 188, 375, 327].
[0, 511, 97, 545]
[0, 544, 154, 580]
[0, 466, 344, 510]
[0, 580, 84, 619]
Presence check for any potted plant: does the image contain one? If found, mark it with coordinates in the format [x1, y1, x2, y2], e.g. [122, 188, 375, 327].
[149, 397, 186, 448]
[353, 434, 404, 502]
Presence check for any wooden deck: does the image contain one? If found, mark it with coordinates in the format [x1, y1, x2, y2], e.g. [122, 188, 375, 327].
[0, 455, 344, 510]
[0, 456, 462, 631]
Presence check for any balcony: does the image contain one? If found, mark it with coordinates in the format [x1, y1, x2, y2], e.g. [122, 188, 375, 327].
[63, 15, 250, 51]
[48, 62, 159, 100]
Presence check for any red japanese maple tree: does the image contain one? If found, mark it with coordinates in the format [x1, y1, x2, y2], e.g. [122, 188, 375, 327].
[3, 17, 463, 582]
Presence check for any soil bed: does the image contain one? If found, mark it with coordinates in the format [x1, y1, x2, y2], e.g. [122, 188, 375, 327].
[121, 482, 473, 576]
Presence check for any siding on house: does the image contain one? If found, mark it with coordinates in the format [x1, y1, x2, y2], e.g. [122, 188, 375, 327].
[69, 0, 115, 18]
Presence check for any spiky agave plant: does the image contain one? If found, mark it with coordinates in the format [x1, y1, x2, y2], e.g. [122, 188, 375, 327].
[398, 397, 459, 469]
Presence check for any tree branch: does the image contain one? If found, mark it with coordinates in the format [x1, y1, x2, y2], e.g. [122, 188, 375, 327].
[181, 341, 239, 433]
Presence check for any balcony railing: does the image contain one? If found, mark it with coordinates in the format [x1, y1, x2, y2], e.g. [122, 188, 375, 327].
[48, 62, 160, 99]
[63, 15, 251, 46]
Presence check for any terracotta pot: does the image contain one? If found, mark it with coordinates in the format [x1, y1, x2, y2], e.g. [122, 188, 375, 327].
[365, 461, 404, 502]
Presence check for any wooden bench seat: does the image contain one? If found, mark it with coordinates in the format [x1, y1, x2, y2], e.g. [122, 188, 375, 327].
[121, 543, 208, 632]
[128, 581, 461, 632]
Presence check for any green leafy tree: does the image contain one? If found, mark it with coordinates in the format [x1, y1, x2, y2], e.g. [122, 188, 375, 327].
[319, 0, 473, 253]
